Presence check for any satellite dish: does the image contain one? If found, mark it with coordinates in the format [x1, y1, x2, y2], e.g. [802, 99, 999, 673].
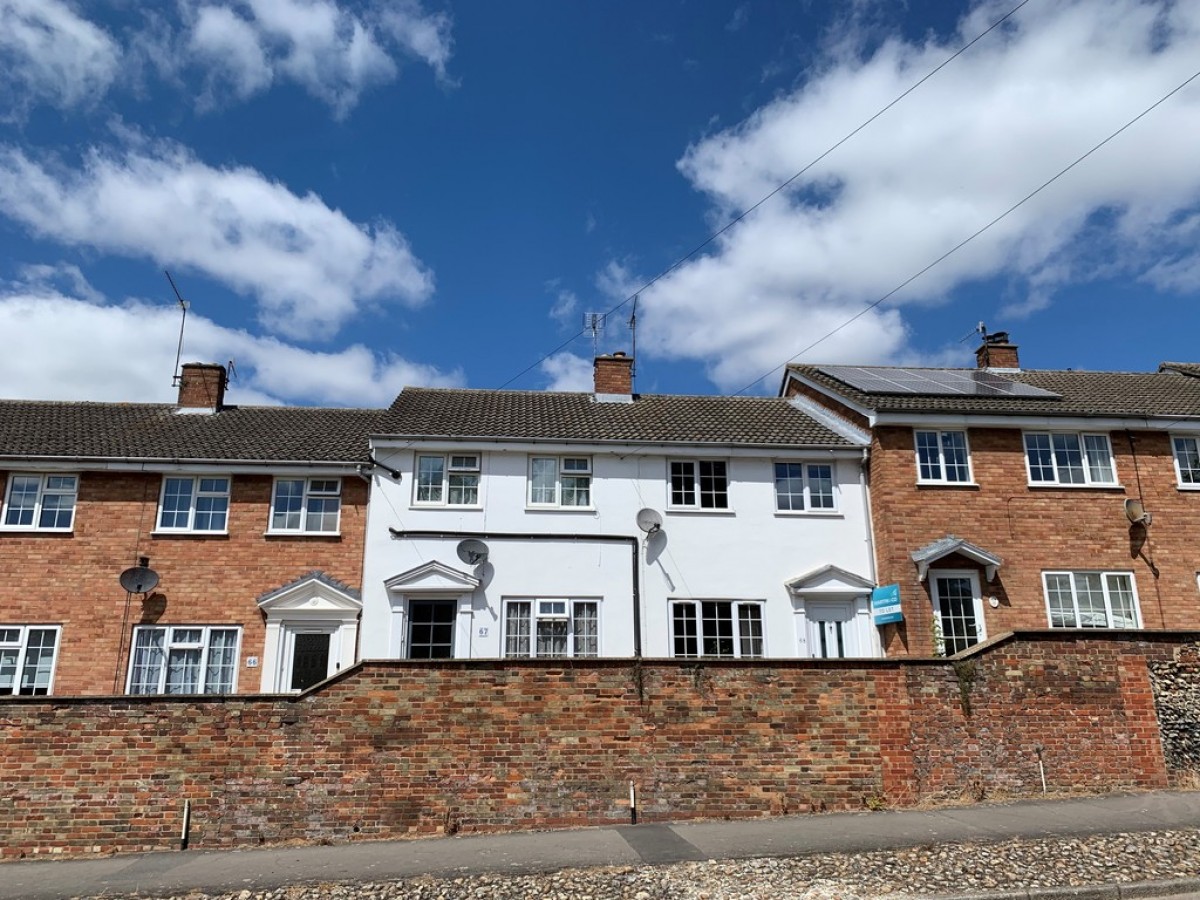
[1124, 498, 1152, 526]
[456, 539, 490, 566]
[636, 508, 663, 535]
[119, 562, 160, 594]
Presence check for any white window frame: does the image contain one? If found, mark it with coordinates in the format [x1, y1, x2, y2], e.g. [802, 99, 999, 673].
[527, 456, 593, 509]
[268, 477, 342, 534]
[502, 598, 600, 658]
[668, 459, 730, 510]
[1, 473, 78, 531]
[1042, 571, 1142, 629]
[413, 453, 481, 507]
[1171, 435, 1200, 489]
[0, 625, 61, 695]
[1023, 431, 1117, 487]
[126, 625, 241, 695]
[930, 570, 986, 656]
[773, 461, 838, 513]
[670, 599, 764, 659]
[156, 475, 231, 532]
[914, 430, 973, 485]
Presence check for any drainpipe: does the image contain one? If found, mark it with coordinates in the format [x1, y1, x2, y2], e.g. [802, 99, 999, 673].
[860, 448, 878, 584]
[389, 529, 643, 658]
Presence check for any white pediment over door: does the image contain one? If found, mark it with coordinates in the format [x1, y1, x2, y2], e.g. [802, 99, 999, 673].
[257, 571, 363, 615]
[384, 560, 481, 594]
[786, 564, 875, 596]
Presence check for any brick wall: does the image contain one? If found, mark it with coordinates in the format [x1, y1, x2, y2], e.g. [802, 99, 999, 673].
[868, 426, 1200, 655]
[0, 632, 1190, 860]
[0, 471, 367, 695]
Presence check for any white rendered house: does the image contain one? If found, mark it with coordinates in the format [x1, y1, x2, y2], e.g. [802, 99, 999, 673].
[358, 354, 881, 662]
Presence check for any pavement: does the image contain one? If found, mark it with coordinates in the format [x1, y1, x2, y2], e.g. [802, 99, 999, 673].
[2, 790, 1200, 900]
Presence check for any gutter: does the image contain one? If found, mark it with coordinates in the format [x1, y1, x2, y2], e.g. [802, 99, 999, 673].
[388, 528, 644, 658]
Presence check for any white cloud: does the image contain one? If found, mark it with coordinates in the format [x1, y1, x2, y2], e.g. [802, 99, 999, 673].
[0, 289, 462, 405]
[179, 0, 452, 115]
[0, 141, 434, 340]
[540, 352, 593, 392]
[0, 0, 120, 116]
[13, 261, 107, 305]
[548, 287, 579, 326]
[629, 0, 1200, 390]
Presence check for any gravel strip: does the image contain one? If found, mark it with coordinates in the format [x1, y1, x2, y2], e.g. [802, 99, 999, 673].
[86, 829, 1200, 900]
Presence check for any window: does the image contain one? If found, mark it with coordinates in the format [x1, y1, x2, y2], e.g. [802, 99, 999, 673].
[270, 478, 341, 532]
[932, 573, 984, 655]
[774, 462, 836, 511]
[127, 626, 240, 694]
[671, 600, 763, 658]
[415, 454, 480, 506]
[669, 460, 728, 509]
[1172, 436, 1200, 487]
[157, 476, 230, 531]
[504, 599, 599, 658]
[915, 431, 971, 483]
[0, 626, 59, 695]
[1043, 571, 1141, 629]
[1024, 432, 1116, 486]
[529, 456, 592, 508]
[2, 474, 77, 530]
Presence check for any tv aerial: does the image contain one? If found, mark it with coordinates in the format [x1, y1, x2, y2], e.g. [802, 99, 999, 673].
[166, 270, 190, 387]
[583, 312, 606, 357]
[456, 539, 490, 566]
[635, 508, 663, 536]
[119, 556, 160, 595]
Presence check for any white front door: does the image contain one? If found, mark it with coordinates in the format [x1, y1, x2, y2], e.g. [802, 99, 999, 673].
[931, 570, 986, 655]
[805, 599, 858, 659]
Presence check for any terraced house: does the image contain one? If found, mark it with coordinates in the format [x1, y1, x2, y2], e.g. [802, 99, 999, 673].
[0, 364, 376, 696]
[359, 353, 881, 661]
[785, 333, 1200, 656]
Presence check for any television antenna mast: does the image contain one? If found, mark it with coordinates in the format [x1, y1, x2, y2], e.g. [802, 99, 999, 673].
[628, 295, 638, 389]
[165, 270, 190, 386]
[582, 312, 606, 358]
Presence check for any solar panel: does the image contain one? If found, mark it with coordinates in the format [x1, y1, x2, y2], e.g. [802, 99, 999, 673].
[817, 366, 1061, 399]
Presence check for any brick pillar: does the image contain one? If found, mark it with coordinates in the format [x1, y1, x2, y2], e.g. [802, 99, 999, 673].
[178, 363, 227, 410]
[594, 353, 633, 395]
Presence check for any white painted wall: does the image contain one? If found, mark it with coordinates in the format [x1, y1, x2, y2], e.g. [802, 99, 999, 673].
[359, 439, 879, 660]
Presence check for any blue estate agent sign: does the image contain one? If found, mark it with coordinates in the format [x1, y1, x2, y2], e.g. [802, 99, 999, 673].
[871, 584, 904, 625]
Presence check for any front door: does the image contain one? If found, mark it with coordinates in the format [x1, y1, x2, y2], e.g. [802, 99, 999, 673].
[289, 632, 331, 690]
[806, 600, 857, 659]
[408, 599, 456, 658]
[932, 571, 985, 655]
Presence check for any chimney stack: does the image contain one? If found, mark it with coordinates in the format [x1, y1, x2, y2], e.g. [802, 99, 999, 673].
[975, 332, 1019, 371]
[594, 352, 633, 397]
[177, 363, 227, 411]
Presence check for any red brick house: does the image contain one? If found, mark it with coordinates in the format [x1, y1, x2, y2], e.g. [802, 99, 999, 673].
[0, 364, 377, 696]
[784, 334, 1200, 656]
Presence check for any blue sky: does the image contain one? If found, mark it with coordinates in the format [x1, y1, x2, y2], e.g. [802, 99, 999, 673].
[1, 0, 1199, 406]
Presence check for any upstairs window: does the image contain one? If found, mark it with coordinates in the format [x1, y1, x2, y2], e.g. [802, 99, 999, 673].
[2, 474, 78, 530]
[415, 454, 480, 506]
[671, 600, 763, 658]
[1024, 432, 1116, 486]
[1043, 571, 1140, 629]
[529, 457, 592, 508]
[774, 462, 836, 511]
[0, 626, 60, 695]
[504, 599, 599, 658]
[669, 460, 728, 509]
[157, 476, 230, 532]
[127, 625, 240, 694]
[1172, 436, 1200, 487]
[270, 478, 341, 533]
[915, 431, 971, 483]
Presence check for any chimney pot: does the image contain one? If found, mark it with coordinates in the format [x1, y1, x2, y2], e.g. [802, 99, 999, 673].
[177, 363, 227, 411]
[593, 352, 634, 396]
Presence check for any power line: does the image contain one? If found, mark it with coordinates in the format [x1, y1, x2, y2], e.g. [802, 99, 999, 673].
[495, 0, 1035, 390]
[733, 63, 1200, 396]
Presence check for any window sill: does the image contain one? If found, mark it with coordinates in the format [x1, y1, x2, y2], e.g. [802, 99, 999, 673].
[916, 481, 980, 489]
[151, 530, 230, 538]
[0, 526, 74, 534]
[665, 507, 736, 516]
[264, 530, 342, 538]
[1026, 483, 1125, 491]
[1176, 484, 1200, 492]
[774, 510, 844, 518]
[409, 504, 484, 511]
[524, 506, 597, 514]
